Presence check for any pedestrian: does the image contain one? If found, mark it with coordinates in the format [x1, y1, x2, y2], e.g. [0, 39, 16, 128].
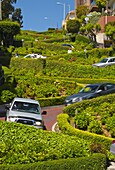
[84, 48, 88, 58]
[68, 48, 72, 54]
[15, 52, 19, 58]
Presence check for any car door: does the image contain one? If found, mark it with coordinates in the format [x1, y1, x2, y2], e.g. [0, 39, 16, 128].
[97, 84, 115, 96]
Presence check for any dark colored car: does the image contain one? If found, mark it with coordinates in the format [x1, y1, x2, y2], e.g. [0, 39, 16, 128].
[64, 83, 115, 106]
[61, 44, 74, 49]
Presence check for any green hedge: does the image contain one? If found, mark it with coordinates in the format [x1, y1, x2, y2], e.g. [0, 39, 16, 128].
[0, 154, 106, 170]
[38, 96, 66, 107]
[10, 58, 45, 72]
[45, 60, 115, 79]
[0, 121, 91, 165]
[57, 114, 113, 151]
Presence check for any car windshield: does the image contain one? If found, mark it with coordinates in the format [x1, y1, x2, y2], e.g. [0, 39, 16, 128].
[100, 58, 108, 63]
[79, 85, 99, 93]
[12, 101, 40, 114]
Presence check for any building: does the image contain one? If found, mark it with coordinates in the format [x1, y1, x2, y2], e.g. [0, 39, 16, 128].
[96, 0, 115, 45]
[108, 0, 115, 15]
[74, 0, 97, 12]
[63, 0, 97, 29]
[63, 0, 115, 45]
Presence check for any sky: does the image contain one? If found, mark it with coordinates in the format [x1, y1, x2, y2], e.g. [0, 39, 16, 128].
[14, 0, 75, 32]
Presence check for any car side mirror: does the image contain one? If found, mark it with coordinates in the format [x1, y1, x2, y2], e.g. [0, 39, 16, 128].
[5, 103, 11, 110]
[41, 110, 47, 115]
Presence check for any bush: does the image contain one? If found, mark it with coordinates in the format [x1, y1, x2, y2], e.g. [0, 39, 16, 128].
[0, 154, 107, 170]
[105, 115, 115, 138]
[90, 143, 107, 155]
[0, 121, 91, 165]
[57, 113, 113, 152]
[88, 120, 103, 134]
[75, 112, 90, 130]
[0, 90, 16, 103]
[76, 34, 90, 44]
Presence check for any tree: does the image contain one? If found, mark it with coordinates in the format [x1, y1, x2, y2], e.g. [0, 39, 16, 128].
[2, 0, 23, 27]
[66, 19, 81, 34]
[76, 5, 89, 19]
[105, 22, 115, 49]
[2, 0, 17, 19]
[95, 0, 107, 11]
[12, 8, 23, 27]
[0, 21, 20, 47]
[80, 23, 101, 42]
[87, 12, 101, 25]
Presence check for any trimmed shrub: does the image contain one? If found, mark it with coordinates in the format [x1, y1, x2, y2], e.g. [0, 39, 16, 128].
[88, 120, 103, 134]
[0, 154, 106, 170]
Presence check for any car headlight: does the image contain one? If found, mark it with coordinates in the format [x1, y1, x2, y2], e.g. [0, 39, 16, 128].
[7, 116, 18, 122]
[72, 97, 82, 102]
[35, 121, 42, 126]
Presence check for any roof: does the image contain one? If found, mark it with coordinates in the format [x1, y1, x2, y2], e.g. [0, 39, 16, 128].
[102, 56, 115, 60]
[13, 97, 39, 104]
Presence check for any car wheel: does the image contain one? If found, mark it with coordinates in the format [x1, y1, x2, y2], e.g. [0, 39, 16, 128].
[43, 125, 47, 130]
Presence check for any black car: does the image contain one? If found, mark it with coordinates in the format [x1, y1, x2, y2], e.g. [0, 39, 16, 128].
[61, 44, 74, 49]
[64, 83, 115, 106]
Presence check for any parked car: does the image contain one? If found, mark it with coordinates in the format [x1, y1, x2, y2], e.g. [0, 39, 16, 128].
[92, 57, 115, 68]
[110, 140, 115, 155]
[24, 54, 47, 59]
[5, 97, 47, 129]
[61, 44, 74, 49]
[64, 83, 115, 106]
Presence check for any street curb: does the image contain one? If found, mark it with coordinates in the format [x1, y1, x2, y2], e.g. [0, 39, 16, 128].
[52, 122, 57, 132]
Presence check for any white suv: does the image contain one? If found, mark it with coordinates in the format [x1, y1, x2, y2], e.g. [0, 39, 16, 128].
[5, 97, 46, 129]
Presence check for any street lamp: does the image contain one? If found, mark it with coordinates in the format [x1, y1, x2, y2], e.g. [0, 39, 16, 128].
[68, 4, 70, 13]
[57, 2, 66, 20]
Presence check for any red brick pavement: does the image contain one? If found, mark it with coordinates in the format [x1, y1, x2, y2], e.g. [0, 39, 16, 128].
[41, 105, 64, 131]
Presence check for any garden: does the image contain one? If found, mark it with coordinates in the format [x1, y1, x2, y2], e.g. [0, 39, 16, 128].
[0, 29, 115, 169]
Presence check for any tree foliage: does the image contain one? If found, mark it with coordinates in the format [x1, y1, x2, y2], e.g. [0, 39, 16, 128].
[2, 0, 17, 19]
[88, 12, 101, 25]
[2, 0, 23, 27]
[0, 21, 20, 47]
[76, 5, 89, 19]
[12, 8, 23, 27]
[95, 0, 107, 10]
[105, 21, 115, 48]
[67, 19, 81, 34]
[80, 23, 101, 42]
